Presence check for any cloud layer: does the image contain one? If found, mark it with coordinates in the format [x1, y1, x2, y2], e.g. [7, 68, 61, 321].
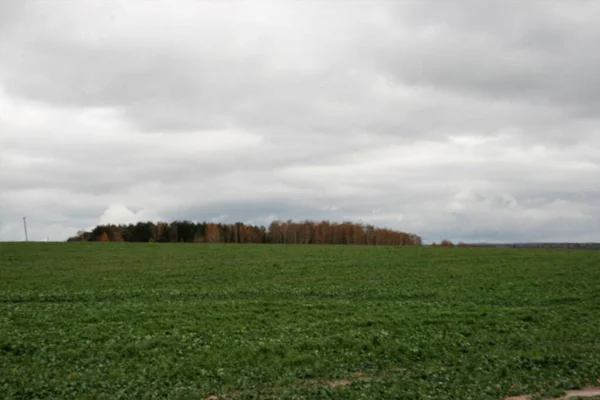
[1, 0, 599, 243]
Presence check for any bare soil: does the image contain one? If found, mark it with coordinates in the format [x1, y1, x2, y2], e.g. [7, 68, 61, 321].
[203, 372, 372, 399]
[307, 371, 372, 389]
[505, 387, 600, 400]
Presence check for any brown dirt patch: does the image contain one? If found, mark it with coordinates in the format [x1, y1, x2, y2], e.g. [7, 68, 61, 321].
[505, 387, 600, 400]
[202, 373, 372, 399]
[310, 372, 372, 389]
[202, 390, 240, 400]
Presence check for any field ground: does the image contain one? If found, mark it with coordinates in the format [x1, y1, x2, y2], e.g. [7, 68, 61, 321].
[1, 243, 600, 399]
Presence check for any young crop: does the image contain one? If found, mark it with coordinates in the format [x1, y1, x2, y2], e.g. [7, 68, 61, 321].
[1, 243, 599, 399]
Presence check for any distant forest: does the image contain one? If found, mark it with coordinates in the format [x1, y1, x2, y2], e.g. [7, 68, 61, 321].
[68, 220, 422, 246]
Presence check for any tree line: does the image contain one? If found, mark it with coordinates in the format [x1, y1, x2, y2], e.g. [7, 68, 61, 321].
[68, 220, 422, 246]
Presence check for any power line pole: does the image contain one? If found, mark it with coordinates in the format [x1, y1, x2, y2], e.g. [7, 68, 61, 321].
[23, 217, 28, 242]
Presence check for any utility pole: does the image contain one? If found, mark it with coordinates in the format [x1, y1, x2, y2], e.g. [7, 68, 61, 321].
[23, 217, 28, 242]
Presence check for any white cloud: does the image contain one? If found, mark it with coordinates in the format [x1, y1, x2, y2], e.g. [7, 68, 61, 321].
[97, 204, 162, 226]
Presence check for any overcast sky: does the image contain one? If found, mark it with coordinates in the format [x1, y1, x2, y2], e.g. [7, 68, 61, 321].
[1, 1, 599, 243]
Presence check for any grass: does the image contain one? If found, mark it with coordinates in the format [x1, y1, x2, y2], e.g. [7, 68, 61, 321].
[1, 243, 599, 399]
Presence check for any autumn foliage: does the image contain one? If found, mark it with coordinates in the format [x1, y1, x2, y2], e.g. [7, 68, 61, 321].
[68, 220, 422, 246]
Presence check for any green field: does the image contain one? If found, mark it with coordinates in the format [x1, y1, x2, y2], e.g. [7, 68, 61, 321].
[1, 243, 599, 399]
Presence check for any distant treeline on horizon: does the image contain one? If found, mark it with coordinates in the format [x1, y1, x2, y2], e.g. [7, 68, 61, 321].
[68, 220, 423, 246]
[466, 242, 600, 250]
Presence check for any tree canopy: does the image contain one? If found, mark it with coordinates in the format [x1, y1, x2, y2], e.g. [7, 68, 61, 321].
[68, 220, 422, 246]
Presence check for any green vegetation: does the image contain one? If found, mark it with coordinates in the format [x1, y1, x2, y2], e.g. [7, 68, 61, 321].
[1, 243, 599, 399]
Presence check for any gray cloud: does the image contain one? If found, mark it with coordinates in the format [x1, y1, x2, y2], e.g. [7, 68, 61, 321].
[387, 1, 600, 117]
[1, 0, 599, 243]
